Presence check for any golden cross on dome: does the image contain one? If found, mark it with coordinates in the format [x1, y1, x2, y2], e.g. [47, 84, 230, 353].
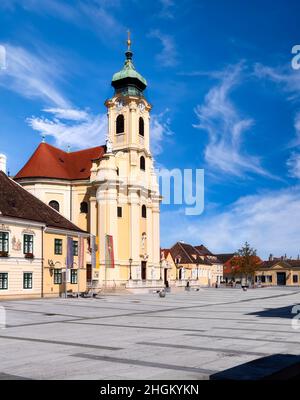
[127, 29, 131, 50]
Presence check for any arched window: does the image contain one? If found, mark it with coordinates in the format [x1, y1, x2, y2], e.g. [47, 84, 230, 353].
[116, 115, 124, 134]
[80, 201, 88, 214]
[142, 205, 147, 218]
[139, 117, 144, 137]
[140, 156, 145, 171]
[49, 200, 60, 212]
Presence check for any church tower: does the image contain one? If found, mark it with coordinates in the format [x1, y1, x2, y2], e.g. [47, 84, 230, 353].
[92, 33, 162, 289]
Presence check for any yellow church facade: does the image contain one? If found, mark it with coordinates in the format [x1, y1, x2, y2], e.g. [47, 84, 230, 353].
[15, 39, 162, 291]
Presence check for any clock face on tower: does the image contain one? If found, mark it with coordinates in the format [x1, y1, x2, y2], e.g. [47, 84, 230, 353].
[138, 102, 145, 112]
[116, 99, 124, 111]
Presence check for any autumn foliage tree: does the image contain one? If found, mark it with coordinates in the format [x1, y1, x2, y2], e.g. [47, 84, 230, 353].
[230, 242, 261, 284]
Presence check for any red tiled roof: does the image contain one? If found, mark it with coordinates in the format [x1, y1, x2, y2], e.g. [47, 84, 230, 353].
[161, 248, 170, 258]
[195, 245, 213, 256]
[169, 242, 213, 265]
[0, 171, 85, 233]
[14, 143, 105, 181]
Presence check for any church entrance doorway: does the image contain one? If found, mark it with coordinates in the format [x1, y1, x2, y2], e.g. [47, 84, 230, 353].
[86, 264, 92, 285]
[141, 261, 147, 281]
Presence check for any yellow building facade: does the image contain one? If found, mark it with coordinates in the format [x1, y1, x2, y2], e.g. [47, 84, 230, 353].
[0, 170, 88, 299]
[255, 259, 300, 287]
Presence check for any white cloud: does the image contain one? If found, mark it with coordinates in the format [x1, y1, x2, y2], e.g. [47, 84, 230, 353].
[254, 65, 300, 177]
[194, 63, 270, 178]
[27, 108, 107, 149]
[0, 0, 124, 42]
[287, 153, 300, 179]
[148, 29, 178, 67]
[161, 186, 300, 259]
[150, 110, 173, 155]
[0, 44, 69, 107]
[254, 63, 300, 101]
[159, 0, 175, 18]
[43, 108, 90, 121]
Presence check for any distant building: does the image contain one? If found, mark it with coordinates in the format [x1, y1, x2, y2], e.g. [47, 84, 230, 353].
[255, 258, 300, 286]
[161, 242, 223, 288]
[0, 170, 88, 299]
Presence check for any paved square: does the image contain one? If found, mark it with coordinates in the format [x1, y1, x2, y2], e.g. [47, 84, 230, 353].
[0, 287, 300, 380]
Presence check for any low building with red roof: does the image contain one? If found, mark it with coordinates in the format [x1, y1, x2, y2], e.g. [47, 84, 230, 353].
[0, 170, 89, 299]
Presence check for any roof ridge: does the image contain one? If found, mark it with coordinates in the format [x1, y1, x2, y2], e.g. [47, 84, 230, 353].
[68, 145, 105, 155]
[178, 242, 195, 263]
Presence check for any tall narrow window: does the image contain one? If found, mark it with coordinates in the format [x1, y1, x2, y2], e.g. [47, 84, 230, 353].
[23, 234, 33, 254]
[0, 273, 8, 290]
[142, 205, 147, 218]
[140, 156, 145, 171]
[116, 114, 124, 134]
[0, 232, 9, 253]
[80, 201, 88, 214]
[54, 239, 63, 255]
[54, 269, 62, 284]
[49, 200, 60, 212]
[73, 241, 78, 256]
[23, 273, 33, 289]
[139, 117, 144, 136]
[71, 270, 78, 284]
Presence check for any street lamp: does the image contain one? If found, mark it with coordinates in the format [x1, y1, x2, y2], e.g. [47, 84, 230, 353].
[129, 258, 133, 280]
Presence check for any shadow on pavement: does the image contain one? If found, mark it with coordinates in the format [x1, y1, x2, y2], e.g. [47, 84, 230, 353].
[210, 354, 300, 380]
[246, 305, 296, 319]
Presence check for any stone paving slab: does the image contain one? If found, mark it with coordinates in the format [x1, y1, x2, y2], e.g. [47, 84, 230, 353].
[0, 287, 300, 380]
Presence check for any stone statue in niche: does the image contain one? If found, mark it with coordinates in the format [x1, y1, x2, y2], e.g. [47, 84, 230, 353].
[106, 136, 113, 154]
[141, 233, 147, 250]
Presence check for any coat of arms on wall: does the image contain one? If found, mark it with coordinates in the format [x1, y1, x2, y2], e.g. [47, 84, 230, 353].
[12, 236, 21, 251]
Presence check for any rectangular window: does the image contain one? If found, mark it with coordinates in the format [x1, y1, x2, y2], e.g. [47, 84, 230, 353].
[23, 234, 33, 254]
[54, 269, 62, 284]
[0, 273, 8, 290]
[54, 239, 63, 255]
[261, 275, 266, 283]
[23, 273, 32, 289]
[0, 232, 9, 253]
[117, 207, 122, 218]
[71, 269, 77, 284]
[73, 241, 78, 256]
[293, 275, 298, 284]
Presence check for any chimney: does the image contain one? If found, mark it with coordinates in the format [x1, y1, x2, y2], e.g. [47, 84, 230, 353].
[0, 154, 7, 174]
[269, 254, 273, 261]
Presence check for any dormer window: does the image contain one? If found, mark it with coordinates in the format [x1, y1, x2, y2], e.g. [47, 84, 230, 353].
[116, 115, 124, 134]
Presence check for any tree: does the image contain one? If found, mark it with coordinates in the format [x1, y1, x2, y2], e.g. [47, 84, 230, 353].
[230, 242, 261, 285]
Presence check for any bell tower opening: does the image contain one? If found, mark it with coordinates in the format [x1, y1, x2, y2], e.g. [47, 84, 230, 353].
[116, 115, 124, 134]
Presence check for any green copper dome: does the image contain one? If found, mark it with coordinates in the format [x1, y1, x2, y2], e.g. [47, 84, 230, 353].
[111, 38, 147, 97]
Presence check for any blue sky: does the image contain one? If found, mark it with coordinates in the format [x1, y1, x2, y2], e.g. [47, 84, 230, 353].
[1, 0, 300, 258]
